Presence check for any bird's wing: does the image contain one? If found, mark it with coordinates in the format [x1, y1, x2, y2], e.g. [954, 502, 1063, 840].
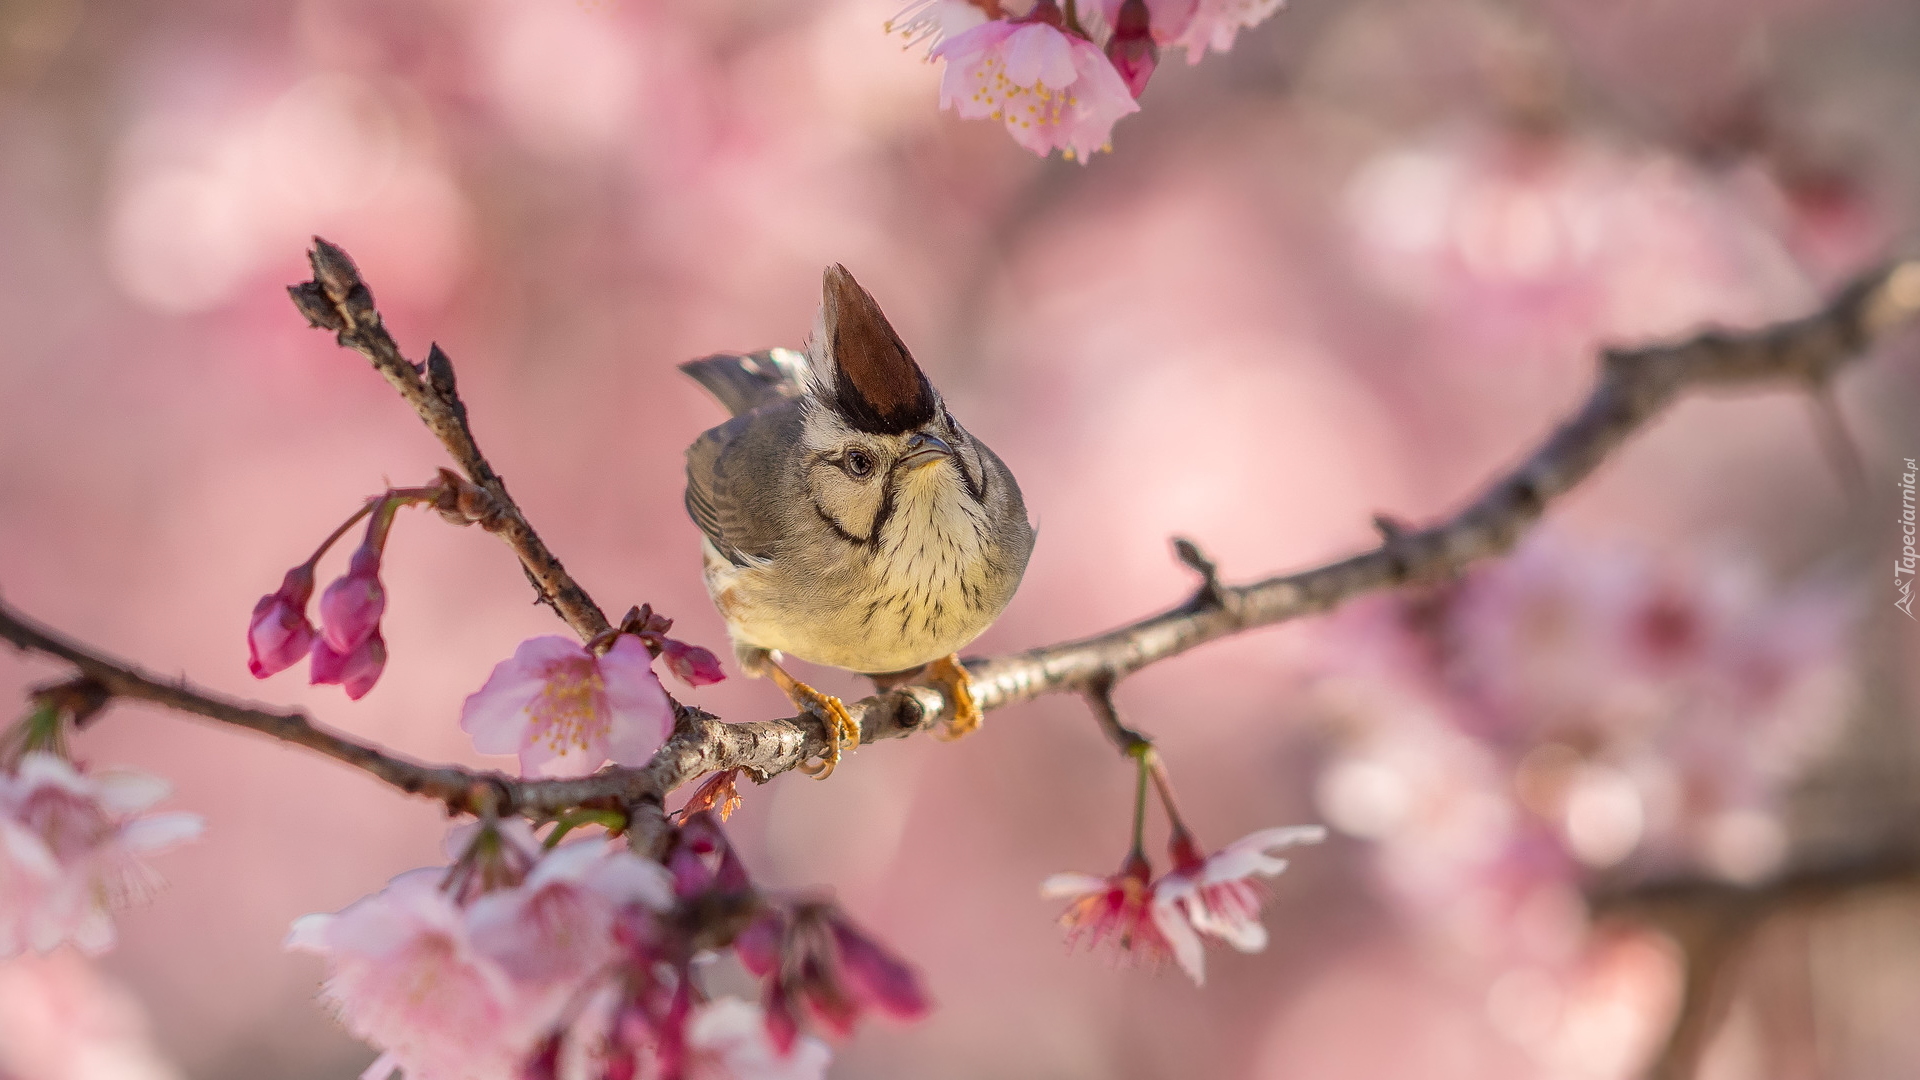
[679, 348, 810, 418]
[683, 404, 801, 567]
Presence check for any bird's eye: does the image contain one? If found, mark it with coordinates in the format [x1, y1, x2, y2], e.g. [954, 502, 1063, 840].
[843, 449, 875, 478]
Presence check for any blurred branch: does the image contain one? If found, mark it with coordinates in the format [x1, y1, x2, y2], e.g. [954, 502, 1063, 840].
[1592, 851, 1920, 1079]
[289, 238, 612, 642]
[9, 250, 1917, 819]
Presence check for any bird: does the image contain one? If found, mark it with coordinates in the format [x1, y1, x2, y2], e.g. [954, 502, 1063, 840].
[681, 265, 1035, 779]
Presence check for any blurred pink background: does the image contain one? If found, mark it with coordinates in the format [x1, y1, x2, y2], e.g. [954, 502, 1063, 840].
[3, 0, 1920, 1077]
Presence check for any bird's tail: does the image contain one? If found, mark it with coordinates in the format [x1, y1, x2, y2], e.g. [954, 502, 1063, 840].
[679, 348, 810, 417]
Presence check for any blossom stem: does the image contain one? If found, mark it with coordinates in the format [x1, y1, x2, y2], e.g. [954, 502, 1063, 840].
[1128, 748, 1151, 861]
[1, 700, 65, 767]
[1146, 755, 1194, 841]
[303, 485, 443, 569]
[544, 808, 629, 847]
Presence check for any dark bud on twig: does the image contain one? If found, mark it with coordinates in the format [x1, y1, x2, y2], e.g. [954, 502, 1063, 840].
[430, 467, 508, 529]
[1373, 514, 1416, 581]
[426, 343, 458, 399]
[308, 237, 362, 300]
[306, 237, 376, 327]
[286, 281, 344, 331]
[1172, 536, 1225, 609]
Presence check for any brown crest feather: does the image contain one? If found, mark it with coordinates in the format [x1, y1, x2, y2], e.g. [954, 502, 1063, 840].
[820, 264, 936, 435]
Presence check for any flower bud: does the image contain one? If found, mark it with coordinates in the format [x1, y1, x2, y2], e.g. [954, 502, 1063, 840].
[318, 544, 386, 653]
[248, 565, 318, 678]
[660, 639, 726, 686]
[1105, 0, 1158, 98]
[311, 629, 387, 700]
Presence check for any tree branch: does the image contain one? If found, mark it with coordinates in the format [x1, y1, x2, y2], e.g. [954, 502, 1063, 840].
[1590, 850, 1920, 1080]
[5, 250, 1916, 817]
[289, 239, 612, 641]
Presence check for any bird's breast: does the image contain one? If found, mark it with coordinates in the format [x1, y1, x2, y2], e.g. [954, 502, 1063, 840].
[701, 488, 1014, 674]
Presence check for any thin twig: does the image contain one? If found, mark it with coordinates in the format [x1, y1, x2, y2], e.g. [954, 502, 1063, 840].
[290, 239, 611, 641]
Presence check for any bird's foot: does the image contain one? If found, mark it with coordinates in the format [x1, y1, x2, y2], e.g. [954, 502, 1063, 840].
[766, 663, 859, 779]
[927, 654, 982, 742]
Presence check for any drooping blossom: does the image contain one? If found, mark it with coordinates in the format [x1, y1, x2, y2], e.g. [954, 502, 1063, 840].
[311, 522, 393, 699]
[288, 868, 534, 1080]
[1157, 825, 1325, 974]
[310, 628, 388, 701]
[289, 824, 675, 1080]
[318, 542, 386, 655]
[0, 753, 202, 957]
[247, 563, 317, 678]
[460, 635, 674, 778]
[1040, 851, 1197, 979]
[737, 901, 931, 1053]
[931, 17, 1139, 161]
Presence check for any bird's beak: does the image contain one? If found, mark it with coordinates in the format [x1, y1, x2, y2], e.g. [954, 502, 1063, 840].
[899, 433, 954, 470]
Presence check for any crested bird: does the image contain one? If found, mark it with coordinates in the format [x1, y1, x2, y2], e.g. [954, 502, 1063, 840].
[681, 266, 1035, 778]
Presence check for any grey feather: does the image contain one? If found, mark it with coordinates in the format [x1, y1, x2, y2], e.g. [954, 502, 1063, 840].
[679, 349, 810, 418]
[683, 400, 806, 566]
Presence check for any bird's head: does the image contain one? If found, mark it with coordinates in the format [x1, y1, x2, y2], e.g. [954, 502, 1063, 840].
[795, 265, 998, 548]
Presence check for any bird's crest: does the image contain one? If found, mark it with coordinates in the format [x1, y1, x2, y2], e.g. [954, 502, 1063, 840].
[814, 265, 937, 435]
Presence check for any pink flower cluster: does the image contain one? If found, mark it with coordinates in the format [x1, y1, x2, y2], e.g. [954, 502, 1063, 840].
[1310, 534, 1857, 918]
[0, 753, 202, 957]
[897, 0, 1291, 159]
[1043, 824, 1324, 985]
[248, 494, 407, 699]
[289, 813, 924, 1080]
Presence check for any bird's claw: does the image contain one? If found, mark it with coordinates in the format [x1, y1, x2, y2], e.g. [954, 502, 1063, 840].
[927, 654, 982, 742]
[761, 660, 860, 779]
[790, 684, 859, 780]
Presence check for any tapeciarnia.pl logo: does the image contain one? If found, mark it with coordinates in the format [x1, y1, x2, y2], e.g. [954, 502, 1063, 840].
[1900, 457, 1917, 619]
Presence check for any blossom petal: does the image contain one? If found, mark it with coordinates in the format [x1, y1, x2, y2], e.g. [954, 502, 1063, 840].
[1151, 894, 1207, 986]
[598, 636, 674, 767]
[1039, 872, 1110, 899]
[1201, 825, 1326, 885]
[1001, 23, 1077, 89]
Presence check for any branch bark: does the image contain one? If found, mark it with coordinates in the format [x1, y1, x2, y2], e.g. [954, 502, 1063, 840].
[289, 240, 612, 642]
[5, 246, 1917, 816]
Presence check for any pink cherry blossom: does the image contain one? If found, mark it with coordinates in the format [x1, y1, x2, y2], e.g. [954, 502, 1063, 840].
[287, 867, 539, 1080]
[684, 998, 831, 1080]
[460, 635, 674, 778]
[932, 19, 1139, 161]
[1169, 0, 1285, 61]
[466, 839, 674, 987]
[0, 753, 202, 957]
[318, 543, 386, 654]
[311, 628, 388, 700]
[1040, 852, 1199, 980]
[1158, 825, 1325, 969]
[247, 563, 318, 678]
